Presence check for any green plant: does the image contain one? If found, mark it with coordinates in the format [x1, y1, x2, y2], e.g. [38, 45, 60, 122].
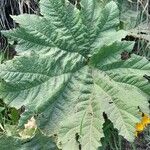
[0, 0, 150, 149]
[0, 130, 57, 149]
[119, 0, 150, 60]
[0, 0, 40, 30]
[100, 119, 123, 150]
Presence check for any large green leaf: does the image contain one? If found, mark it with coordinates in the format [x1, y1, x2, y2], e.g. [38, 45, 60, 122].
[0, 0, 150, 149]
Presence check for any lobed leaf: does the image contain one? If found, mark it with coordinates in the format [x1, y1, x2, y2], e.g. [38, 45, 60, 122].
[0, 0, 150, 149]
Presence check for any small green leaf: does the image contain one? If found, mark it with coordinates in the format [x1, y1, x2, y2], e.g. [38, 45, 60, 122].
[10, 108, 20, 124]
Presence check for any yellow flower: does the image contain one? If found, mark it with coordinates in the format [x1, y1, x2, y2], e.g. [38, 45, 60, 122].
[135, 113, 150, 137]
[135, 122, 144, 132]
[141, 114, 150, 127]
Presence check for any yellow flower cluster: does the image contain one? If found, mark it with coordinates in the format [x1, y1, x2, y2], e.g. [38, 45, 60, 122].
[135, 113, 150, 137]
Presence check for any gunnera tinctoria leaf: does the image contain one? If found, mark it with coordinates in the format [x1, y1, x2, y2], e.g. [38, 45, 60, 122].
[0, 0, 150, 149]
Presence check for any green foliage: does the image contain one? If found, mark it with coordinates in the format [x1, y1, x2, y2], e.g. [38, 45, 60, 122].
[0, 0, 150, 149]
[116, 0, 150, 61]
[0, 99, 20, 135]
[0, 130, 57, 150]
[0, 0, 40, 30]
[0, 51, 5, 63]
